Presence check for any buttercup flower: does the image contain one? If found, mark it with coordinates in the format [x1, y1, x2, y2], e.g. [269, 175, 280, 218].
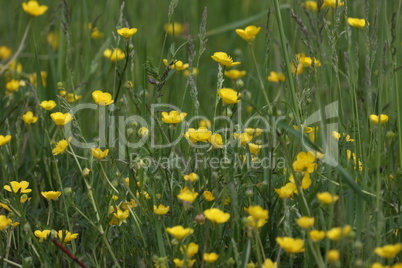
[261, 259, 277, 268]
[177, 187, 198, 204]
[0, 46, 12, 60]
[317, 192, 339, 204]
[22, 0, 48, 16]
[0, 135, 11, 147]
[161, 111, 187, 124]
[57, 230, 79, 243]
[348, 18, 366, 28]
[138, 127, 149, 138]
[163, 59, 189, 71]
[34, 230, 52, 242]
[6, 79, 20, 92]
[309, 230, 326, 242]
[166, 225, 194, 240]
[297, 216, 315, 229]
[276, 237, 305, 253]
[293, 152, 317, 173]
[40, 100, 57, 111]
[327, 250, 340, 262]
[0, 203, 12, 212]
[204, 208, 231, 224]
[304, 1, 318, 11]
[181, 242, 199, 258]
[322, 0, 344, 8]
[375, 243, 402, 259]
[183, 173, 199, 182]
[0, 215, 12, 231]
[113, 209, 130, 222]
[52, 139, 69, 155]
[209, 133, 224, 148]
[50, 112, 73, 126]
[47, 32, 59, 50]
[41, 191, 62, 200]
[267, 71, 285, 82]
[234, 132, 253, 146]
[211, 52, 240, 67]
[66, 93, 82, 103]
[92, 90, 114, 105]
[203, 191, 215, 201]
[22, 111, 39, 124]
[246, 205, 269, 220]
[30, 71, 48, 87]
[164, 22, 185, 36]
[248, 143, 262, 155]
[117, 27, 138, 39]
[275, 182, 297, 199]
[184, 127, 212, 143]
[153, 204, 170, 215]
[103, 48, 125, 61]
[4, 181, 32, 194]
[218, 88, 241, 104]
[370, 114, 389, 125]
[326, 225, 351, 240]
[91, 148, 109, 159]
[203, 253, 219, 263]
[173, 259, 196, 267]
[297, 53, 321, 67]
[224, 69, 246, 80]
[235, 25, 261, 42]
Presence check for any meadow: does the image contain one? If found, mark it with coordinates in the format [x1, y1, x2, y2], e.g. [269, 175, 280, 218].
[0, 0, 402, 267]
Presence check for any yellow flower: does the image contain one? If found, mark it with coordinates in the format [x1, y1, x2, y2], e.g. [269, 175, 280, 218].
[247, 216, 267, 228]
[91, 148, 109, 159]
[0, 215, 12, 231]
[181, 242, 199, 258]
[275, 182, 297, 199]
[50, 112, 74, 126]
[0, 135, 11, 147]
[211, 52, 240, 67]
[347, 18, 366, 28]
[185, 127, 212, 143]
[4, 181, 32, 194]
[164, 22, 185, 36]
[375, 243, 402, 259]
[297, 53, 321, 67]
[177, 187, 198, 204]
[92, 90, 114, 106]
[6, 79, 20, 92]
[41, 191, 62, 200]
[117, 27, 138, 39]
[183, 173, 199, 182]
[292, 152, 317, 173]
[370, 114, 389, 125]
[288, 173, 312, 190]
[327, 249, 340, 262]
[261, 259, 277, 268]
[30, 71, 48, 87]
[297, 216, 315, 229]
[322, 0, 345, 8]
[153, 204, 170, 215]
[204, 208, 231, 224]
[203, 191, 215, 201]
[371, 263, 390, 268]
[113, 209, 130, 222]
[317, 192, 339, 204]
[234, 132, 253, 146]
[267, 71, 285, 82]
[224, 69, 247, 80]
[209, 133, 224, 148]
[52, 139, 69, 155]
[291, 62, 304, 75]
[248, 143, 262, 155]
[34, 230, 52, 242]
[57, 230, 79, 243]
[309, 230, 326, 242]
[235, 25, 261, 42]
[326, 225, 351, 240]
[166, 225, 194, 240]
[138, 127, 149, 138]
[66, 93, 82, 103]
[276, 237, 305, 253]
[0, 202, 12, 212]
[163, 59, 189, 71]
[203, 253, 219, 263]
[103, 48, 125, 61]
[173, 259, 196, 267]
[40, 100, 57, 111]
[47, 32, 59, 50]
[245, 205, 269, 220]
[304, 1, 318, 11]
[0, 46, 12, 60]
[22, 0, 48, 16]
[22, 111, 39, 124]
[161, 111, 187, 124]
[20, 194, 31, 203]
[218, 88, 241, 104]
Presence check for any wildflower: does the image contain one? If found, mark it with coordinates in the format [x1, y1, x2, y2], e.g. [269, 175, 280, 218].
[322, 0, 345, 8]
[50, 112, 73, 126]
[34, 230, 51, 242]
[203, 191, 215, 201]
[6, 79, 20, 92]
[297, 53, 321, 67]
[275, 182, 297, 199]
[52, 139, 69, 155]
[163, 59, 189, 71]
[103, 48, 125, 61]
[0, 135, 11, 147]
[375, 243, 402, 259]
[161, 111, 187, 124]
[82, 168, 91, 177]
[166, 225, 194, 240]
[47, 32, 59, 50]
[234, 132, 253, 146]
[113, 209, 130, 223]
[91, 148, 109, 159]
[370, 114, 389, 125]
[57, 230, 79, 243]
[276, 237, 305, 253]
[209, 133, 224, 148]
[153, 204, 170, 215]
[267, 72, 285, 82]
[317, 192, 339, 204]
[0, 215, 12, 231]
[203, 253, 219, 263]
[29, 71, 48, 86]
[185, 127, 212, 143]
[183, 173, 199, 182]
[327, 249, 340, 262]
[22, 111, 39, 124]
[183, 67, 199, 77]
[92, 90, 114, 106]
[218, 88, 241, 104]
[291, 62, 304, 75]
[224, 69, 246, 80]
[245, 205, 269, 220]
[173, 259, 196, 267]
[22, 0, 48, 16]
[20, 194, 31, 203]
[248, 143, 262, 155]
[293, 152, 317, 173]
[235, 25, 261, 42]
[326, 226, 351, 240]
[177, 187, 198, 204]
[164, 22, 185, 36]
[0, 46, 12, 60]
[40, 100, 57, 111]
[310, 230, 326, 242]
[4, 181, 32, 193]
[181, 242, 199, 258]
[204, 208, 231, 224]
[348, 18, 366, 28]
[41, 191, 62, 200]
[66, 93, 82, 103]
[138, 127, 149, 138]
[297, 216, 315, 229]
[117, 27, 138, 39]
[304, 1, 318, 11]
[247, 216, 267, 228]
[0, 202, 12, 212]
[211, 52, 240, 67]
